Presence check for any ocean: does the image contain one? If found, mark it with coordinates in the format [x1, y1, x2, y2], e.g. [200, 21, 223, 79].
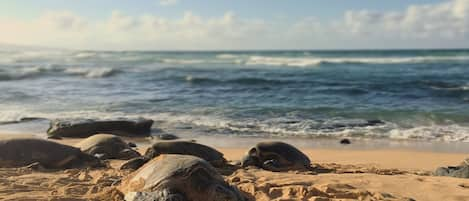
[1, 49, 469, 142]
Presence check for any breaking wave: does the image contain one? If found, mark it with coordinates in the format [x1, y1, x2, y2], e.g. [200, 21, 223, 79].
[0, 66, 120, 81]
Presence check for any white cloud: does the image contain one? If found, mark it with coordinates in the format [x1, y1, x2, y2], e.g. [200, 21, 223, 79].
[159, 0, 178, 6]
[1, 0, 469, 50]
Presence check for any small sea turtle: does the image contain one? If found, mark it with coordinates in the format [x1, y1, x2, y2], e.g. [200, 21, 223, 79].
[435, 158, 469, 178]
[144, 141, 227, 167]
[120, 154, 244, 201]
[241, 141, 311, 172]
[0, 138, 103, 169]
[75, 134, 141, 160]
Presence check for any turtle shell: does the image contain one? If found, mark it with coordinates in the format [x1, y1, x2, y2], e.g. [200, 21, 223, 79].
[242, 141, 311, 171]
[76, 134, 140, 160]
[120, 154, 244, 201]
[144, 141, 226, 167]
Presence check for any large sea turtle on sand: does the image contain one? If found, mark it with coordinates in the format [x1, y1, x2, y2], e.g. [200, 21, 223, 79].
[0, 138, 103, 169]
[75, 134, 141, 160]
[122, 141, 227, 170]
[241, 141, 311, 172]
[120, 154, 245, 201]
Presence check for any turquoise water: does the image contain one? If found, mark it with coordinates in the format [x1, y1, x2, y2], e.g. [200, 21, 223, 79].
[1, 49, 469, 141]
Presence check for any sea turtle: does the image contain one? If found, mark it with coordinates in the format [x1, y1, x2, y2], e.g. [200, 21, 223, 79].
[120, 141, 226, 171]
[120, 154, 245, 201]
[75, 134, 141, 160]
[0, 138, 103, 169]
[241, 141, 311, 172]
[144, 141, 227, 167]
[435, 158, 469, 178]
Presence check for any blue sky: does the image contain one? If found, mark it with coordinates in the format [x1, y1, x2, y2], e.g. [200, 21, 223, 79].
[0, 0, 468, 50]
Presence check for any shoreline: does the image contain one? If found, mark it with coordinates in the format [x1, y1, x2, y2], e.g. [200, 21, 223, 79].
[1, 133, 467, 171]
[1, 131, 469, 153]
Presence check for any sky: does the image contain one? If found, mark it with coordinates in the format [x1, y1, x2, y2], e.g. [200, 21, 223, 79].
[0, 0, 468, 50]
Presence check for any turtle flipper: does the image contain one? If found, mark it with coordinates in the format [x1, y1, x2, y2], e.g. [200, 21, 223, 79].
[118, 148, 141, 160]
[262, 159, 283, 172]
[24, 162, 47, 170]
[120, 156, 149, 170]
[86, 146, 111, 160]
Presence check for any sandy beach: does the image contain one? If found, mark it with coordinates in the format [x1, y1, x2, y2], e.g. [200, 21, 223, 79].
[0, 133, 468, 201]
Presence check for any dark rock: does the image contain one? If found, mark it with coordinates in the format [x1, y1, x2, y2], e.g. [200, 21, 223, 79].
[340, 138, 351, 145]
[47, 118, 153, 138]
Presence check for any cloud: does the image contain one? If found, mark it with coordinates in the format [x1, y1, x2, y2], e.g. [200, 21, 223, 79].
[159, 0, 178, 6]
[1, 0, 468, 50]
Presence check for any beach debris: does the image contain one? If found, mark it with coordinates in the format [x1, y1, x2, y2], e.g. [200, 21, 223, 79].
[47, 118, 154, 138]
[241, 141, 311, 172]
[0, 138, 103, 169]
[75, 134, 141, 160]
[340, 138, 351, 145]
[120, 154, 245, 201]
[434, 158, 469, 178]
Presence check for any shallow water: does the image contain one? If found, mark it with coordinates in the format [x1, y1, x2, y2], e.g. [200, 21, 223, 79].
[1, 49, 469, 142]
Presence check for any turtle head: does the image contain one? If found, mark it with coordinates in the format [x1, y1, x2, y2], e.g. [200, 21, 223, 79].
[78, 153, 106, 168]
[143, 146, 161, 159]
[241, 147, 260, 168]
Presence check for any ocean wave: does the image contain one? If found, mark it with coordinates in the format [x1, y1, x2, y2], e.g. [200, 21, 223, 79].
[388, 124, 469, 142]
[215, 54, 240, 59]
[184, 75, 289, 85]
[161, 58, 243, 65]
[2, 109, 469, 142]
[246, 56, 322, 67]
[0, 66, 119, 81]
[73, 52, 98, 59]
[426, 82, 469, 91]
[243, 55, 469, 67]
[64, 67, 119, 78]
[157, 54, 469, 67]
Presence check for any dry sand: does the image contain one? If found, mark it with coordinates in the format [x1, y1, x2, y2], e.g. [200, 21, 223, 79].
[0, 134, 468, 201]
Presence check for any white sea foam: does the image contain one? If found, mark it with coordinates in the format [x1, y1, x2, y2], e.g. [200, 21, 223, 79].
[73, 52, 97, 59]
[246, 56, 322, 67]
[2, 108, 469, 142]
[243, 55, 469, 67]
[216, 54, 239, 59]
[64, 67, 118, 78]
[161, 59, 207, 64]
